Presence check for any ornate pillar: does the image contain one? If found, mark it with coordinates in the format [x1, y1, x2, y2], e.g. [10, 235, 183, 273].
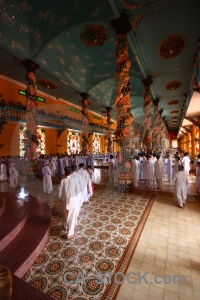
[111, 14, 134, 192]
[142, 77, 153, 153]
[191, 125, 195, 158]
[152, 98, 160, 151]
[80, 92, 90, 154]
[22, 59, 39, 160]
[106, 107, 113, 153]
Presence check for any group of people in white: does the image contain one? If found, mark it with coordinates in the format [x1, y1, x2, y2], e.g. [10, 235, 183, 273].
[131, 152, 191, 189]
[1, 150, 200, 236]
[0, 160, 19, 188]
[42, 162, 94, 239]
[131, 151, 200, 208]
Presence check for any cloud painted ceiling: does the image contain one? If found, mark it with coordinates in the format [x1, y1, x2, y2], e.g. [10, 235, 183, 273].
[0, 0, 199, 132]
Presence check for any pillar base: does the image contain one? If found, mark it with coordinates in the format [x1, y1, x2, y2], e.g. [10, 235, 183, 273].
[118, 179, 132, 192]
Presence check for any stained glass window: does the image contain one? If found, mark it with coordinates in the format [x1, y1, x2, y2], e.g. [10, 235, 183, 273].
[196, 126, 199, 156]
[93, 134, 100, 154]
[188, 133, 192, 155]
[19, 126, 45, 157]
[172, 139, 178, 149]
[67, 131, 80, 154]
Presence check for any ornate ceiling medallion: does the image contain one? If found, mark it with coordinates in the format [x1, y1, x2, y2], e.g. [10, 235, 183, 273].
[166, 81, 181, 90]
[80, 25, 110, 47]
[170, 110, 179, 114]
[159, 35, 186, 59]
[168, 100, 180, 105]
[37, 79, 58, 89]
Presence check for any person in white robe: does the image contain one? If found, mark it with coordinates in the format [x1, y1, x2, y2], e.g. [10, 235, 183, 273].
[71, 165, 84, 214]
[42, 161, 53, 194]
[77, 163, 90, 202]
[0, 161, 7, 181]
[139, 154, 146, 180]
[195, 161, 200, 193]
[154, 155, 163, 189]
[131, 156, 140, 187]
[144, 155, 154, 188]
[181, 152, 191, 175]
[173, 165, 189, 208]
[9, 163, 19, 187]
[102, 152, 106, 165]
[58, 167, 80, 239]
[108, 155, 115, 186]
[172, 156, 181, 182]
[49, 159, 56, 177]
[86, 165, 95, 195]
[166, 154, 172, 182]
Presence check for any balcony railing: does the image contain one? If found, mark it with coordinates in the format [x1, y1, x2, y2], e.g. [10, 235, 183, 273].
[0, 106, 112, 135]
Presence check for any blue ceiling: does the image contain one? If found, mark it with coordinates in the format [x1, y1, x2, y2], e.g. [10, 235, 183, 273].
[0, 0, 199, 132]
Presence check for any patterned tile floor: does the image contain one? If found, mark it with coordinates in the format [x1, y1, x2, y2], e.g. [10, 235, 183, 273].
[5, 175, 151, 300]
[1, 169, 199, 300]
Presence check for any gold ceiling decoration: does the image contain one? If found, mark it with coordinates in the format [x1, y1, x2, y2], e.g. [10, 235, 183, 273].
[159, 35, 186, 59]
[37, 79, 58, 89]
[166, 81, 181, 90]
[170, 110, 179, 114]
[80, 24, 110, 47]
[168, 100, 180, 105]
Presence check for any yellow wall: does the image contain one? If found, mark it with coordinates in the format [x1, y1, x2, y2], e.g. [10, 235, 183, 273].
[0, 77, 119, 155]
[45, 129, 57, 154]
[57, 130, 68, 154]
[0, 123, 19, 156]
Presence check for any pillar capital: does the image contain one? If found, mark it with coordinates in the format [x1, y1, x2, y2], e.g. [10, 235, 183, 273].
[105, 106, 112, 112]
[22, 59, 39, 73]
[153, 98, 160, 106]
[110, 13, 132, 35]
[80, 92, 90, 100]
[142, 76, 153, 88]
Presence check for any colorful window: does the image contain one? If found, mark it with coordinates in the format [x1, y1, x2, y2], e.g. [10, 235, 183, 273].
[19, 126, 45, 157]
[196, 126, 199, 156]
[67, 131, 80, 154]
[93, 134, 100, 154]
[172, 139, 178, 149]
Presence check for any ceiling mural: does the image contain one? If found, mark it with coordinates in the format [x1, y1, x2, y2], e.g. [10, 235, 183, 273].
[0, 0, 199, 133]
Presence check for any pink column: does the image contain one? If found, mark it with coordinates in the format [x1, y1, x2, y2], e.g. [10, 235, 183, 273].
[80, 92, 90, 154]
[106, 106, 113, 153]
[142, 77, 153, 153]
[22, 59, 39, 160]
[111, 14, 134, 192]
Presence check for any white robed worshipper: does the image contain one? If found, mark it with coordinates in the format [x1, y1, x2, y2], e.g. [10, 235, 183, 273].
[49, 159, 56, 177]
[102, 152, 106, 164]
[172, 156, 181, 182]
[154, 155, 163, 189]
[181, 152, 191, 175]
[108, 155, 115, 185]
[131, 156, 140, 187]
[195, 161, 200, 193]
[58, 167, 80, 239]
[166, 154, 172, 182]
[77, 163, 90, 202]
[86, 165, 94, 196]
[9, 163, 19, 188]
[139, 155, 146, 179]
[71, 165, 84, 214]
[144, 155, 154, 188]
[42, 161, 53, 194]
[0, 161, 7, 181]
[174, 165, 189, 208]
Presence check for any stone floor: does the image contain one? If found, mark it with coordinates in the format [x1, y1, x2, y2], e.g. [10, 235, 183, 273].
[116, 196, 200, 300]
[1, 166, 200, 300]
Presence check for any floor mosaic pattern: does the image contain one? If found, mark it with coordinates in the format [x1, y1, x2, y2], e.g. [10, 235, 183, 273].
[10, 177, 153, 300]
